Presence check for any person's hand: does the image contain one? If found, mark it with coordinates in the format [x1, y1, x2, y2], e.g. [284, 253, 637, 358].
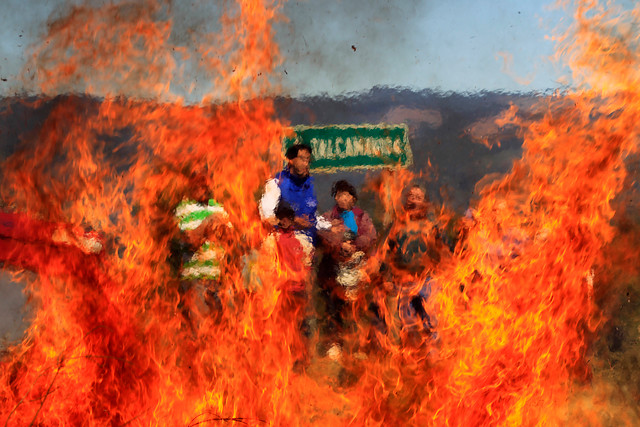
[331, 219, 346, 234]
[52, 227, 104, 254]
[294, 215, 312, 229]
[341, 241, 356, 256]
[184, 216, 220, 248]
[200, 215, 219, 235]
[262, 216, 279, 230]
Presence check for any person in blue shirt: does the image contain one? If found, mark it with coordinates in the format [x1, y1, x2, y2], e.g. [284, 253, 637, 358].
[259, 143, 319, 241]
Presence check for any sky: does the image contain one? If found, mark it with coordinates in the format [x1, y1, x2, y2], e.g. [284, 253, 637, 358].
[0, 0, 571, 99]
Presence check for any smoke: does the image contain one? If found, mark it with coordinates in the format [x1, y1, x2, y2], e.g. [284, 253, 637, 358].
[276, 0, 427, 96]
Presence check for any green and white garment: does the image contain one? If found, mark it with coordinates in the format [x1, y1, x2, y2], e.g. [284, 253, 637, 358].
[175, 199, 229, 281]
[175, 199, 228, 231]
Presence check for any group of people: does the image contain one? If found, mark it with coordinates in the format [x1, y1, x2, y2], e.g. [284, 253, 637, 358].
[172, 142, 449, 364]
[0, 141, 450, 368]
[251, 143, 449, 361]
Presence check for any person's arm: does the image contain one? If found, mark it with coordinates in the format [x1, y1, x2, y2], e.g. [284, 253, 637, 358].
[0, 211, 103, 254]
[295, 180, 317, 230]
[355, 211, 377, 253]
[258, 178, 280, 226]
[0, 211, 56, 242]
[317, 212, 344, 257]
[294, 215, 313, 229]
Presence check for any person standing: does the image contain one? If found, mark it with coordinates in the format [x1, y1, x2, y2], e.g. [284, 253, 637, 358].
[382, 184, 449, 347]
[171, 175, 231, 327]
[258, 201, 315, 369]
[259, 143, 318, 241]
[317, 180, 377, 360]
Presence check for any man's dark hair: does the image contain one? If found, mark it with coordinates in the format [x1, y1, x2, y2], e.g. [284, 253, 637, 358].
[331, 180, 358, 200]
[187, 171, 213, 204]
[285, 143, 312, 160]
[275, 200, 296, 221]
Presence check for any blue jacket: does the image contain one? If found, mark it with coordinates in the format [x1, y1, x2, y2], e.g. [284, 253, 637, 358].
[275, 169, 318, 236]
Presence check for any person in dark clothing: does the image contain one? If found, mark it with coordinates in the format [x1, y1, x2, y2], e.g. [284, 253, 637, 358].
[382, 184, 449, 346]
[317, 180, 377, 360]
[386, 185, 444, 275]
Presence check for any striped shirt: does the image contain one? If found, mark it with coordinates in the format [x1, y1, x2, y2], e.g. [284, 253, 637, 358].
[175, 199, 228, 280]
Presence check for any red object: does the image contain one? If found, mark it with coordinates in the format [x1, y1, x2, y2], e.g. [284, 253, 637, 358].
[0, 212, 58, 243]
[0, 211, 103, 275]
[275, 229, 308, 292]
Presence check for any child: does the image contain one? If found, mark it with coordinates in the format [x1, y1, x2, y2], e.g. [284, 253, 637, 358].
[259, 201, 314, 369]
[262, 201, 314, 293]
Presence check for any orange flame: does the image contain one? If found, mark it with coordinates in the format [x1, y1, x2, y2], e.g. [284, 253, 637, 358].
[1, 0, 640, 425]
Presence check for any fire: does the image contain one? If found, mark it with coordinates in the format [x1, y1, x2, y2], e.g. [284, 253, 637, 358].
[1, 0, 639, 425]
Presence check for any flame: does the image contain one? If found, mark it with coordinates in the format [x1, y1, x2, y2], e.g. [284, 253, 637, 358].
[1, 0, 640, 425]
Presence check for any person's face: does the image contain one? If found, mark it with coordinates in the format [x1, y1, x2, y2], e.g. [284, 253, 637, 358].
[335, 191, 355, 211]
[278, 216, 294, 230]
[407, 187, 425, 206]
[406, 187, 427, 208]
[405, 187, 428, 218]
[288, 149, 312, 177]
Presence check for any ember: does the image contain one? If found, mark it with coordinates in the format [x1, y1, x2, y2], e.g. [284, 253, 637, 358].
[1, 0, 640, 425]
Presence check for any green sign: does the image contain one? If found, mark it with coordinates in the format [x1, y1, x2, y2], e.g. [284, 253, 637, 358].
[283, 124, 413, 173]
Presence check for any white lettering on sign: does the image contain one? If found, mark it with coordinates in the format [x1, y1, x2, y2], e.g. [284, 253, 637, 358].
[353, 138, 364, 156]
[361, 138, 369, 156]
[382, 137, 392, 156]
[310, 138, 319, 157]
[285, 124, 411, 172]
[345, 137, 354, 156]
[308, 135, 403, 160]
[393, 137, 402, 155]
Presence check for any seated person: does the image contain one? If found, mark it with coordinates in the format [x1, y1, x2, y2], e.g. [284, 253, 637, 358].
[0, 209, 105, 291]
[0, 210, 103, 256]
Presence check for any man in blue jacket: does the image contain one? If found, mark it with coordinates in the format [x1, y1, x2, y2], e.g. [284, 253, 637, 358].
[259, 143, 319, 240]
